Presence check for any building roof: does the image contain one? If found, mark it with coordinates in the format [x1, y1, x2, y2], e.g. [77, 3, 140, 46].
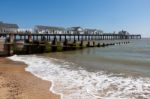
[0, 21, 19, 29]
[35, 25, 65, 30]
[68, 27, 83, 31]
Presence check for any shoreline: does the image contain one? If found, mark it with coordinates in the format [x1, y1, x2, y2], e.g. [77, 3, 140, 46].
[0, 57, 60, 99]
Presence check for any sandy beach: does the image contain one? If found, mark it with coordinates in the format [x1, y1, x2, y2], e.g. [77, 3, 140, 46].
[0, 57, 60, 99]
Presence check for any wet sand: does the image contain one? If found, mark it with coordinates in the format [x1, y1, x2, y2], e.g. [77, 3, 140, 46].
[0, 57, 60, 99]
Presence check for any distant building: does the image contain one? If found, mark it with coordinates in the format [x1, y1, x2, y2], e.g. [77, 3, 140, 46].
[84, 28, 103, 34]
[18, 28, 33, 33]
[0, 21, 19, 33]
[118, 30, 130, 35]
[67, 27, 84, 34]
[34, 25, 66, 34]
[96, 30, 103, 34]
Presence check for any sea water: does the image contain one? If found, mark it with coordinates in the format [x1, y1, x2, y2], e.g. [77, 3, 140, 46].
[8, 39, 150, 99]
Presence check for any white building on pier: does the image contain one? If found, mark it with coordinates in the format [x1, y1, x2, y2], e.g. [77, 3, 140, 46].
[84, 28, 103, 35]
[118, 30, 130, 35]
[0, 21, 19, 33]
[34, 25, 66, 34]
[67, 27, 84, 34]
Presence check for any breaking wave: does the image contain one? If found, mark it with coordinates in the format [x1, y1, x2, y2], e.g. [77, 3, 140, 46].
[8, 55, 150, 99]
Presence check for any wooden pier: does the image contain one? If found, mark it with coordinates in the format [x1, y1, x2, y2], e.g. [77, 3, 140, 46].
[0, 32, 141, 56]
[0, 33, 141, 41]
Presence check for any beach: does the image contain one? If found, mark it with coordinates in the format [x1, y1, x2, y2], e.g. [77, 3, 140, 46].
[7, 38, 148, 99]
[0, 57, 60, 99]
[0, 39, 150, 99]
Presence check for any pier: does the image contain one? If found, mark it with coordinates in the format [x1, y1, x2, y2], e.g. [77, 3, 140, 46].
[0, 32, 141, 56]
[0, 33, 141, 41]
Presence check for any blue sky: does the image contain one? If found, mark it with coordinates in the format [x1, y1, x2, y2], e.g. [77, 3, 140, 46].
[0, 0, 150, 37]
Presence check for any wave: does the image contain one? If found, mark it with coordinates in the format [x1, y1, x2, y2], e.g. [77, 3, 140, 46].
[8, 55, 150, 99]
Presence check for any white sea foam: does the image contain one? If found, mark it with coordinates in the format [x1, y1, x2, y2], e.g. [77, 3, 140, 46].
[8, 55, 150, 99]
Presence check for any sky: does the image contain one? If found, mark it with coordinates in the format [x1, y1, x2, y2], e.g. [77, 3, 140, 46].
[0, 0, 150, 37]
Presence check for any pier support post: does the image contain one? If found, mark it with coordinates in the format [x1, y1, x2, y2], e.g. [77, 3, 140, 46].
[63, 39, 68, 46]
[85, 35, 87, 41]
[48, 35, 50, 41]
[78, 35, 80, 41]
[59, 35, 62, 41]
[51, 37, 57, 51]
[97, 43, 100, 47]
[63, 39, 68, 51]
[93, 41, 95, 47]
[25, 34, 33, 54]
[28, 34, 32, 42]
[74, 35, 76, 42]
[52, 37, 57, 45]
[65, 35, 66, 41]
[81, 35, 83, 41]
[87, 41, 90, 47]
[88, 35, 90, 41]
[80, 40, 83, 47]
[5, 34, 15, 56]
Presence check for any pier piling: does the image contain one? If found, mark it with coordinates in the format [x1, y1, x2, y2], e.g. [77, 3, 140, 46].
[0, 32, 141, 56]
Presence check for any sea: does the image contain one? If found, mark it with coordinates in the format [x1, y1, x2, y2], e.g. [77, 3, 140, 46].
[8, 38, 150, 99]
